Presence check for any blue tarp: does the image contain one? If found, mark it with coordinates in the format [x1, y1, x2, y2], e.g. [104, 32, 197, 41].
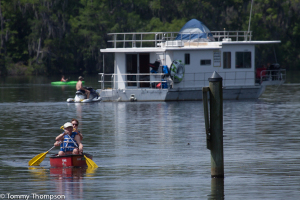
[175, 19, 213, 40]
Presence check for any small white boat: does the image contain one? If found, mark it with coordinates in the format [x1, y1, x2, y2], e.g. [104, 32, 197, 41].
[97, 19, 286, 102]
[67, 87, 102, 103]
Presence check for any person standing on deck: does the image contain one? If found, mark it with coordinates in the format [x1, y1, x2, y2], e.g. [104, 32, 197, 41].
[76, 76, 90, 99]
[54, 122, 83, 156]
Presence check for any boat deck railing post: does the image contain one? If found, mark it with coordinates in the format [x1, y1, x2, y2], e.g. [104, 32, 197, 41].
[123, 34, 126, 48]
[101, 73, 104, 89]
[132, 34, 136, 47]
[113, 34, 117, 48]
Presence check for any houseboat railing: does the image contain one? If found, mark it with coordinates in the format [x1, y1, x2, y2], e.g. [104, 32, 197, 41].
[98, 73, 167, 89]
[106, 31, 252, 48]
[99, 69, 284, 90]
[258, 69, 286, 84]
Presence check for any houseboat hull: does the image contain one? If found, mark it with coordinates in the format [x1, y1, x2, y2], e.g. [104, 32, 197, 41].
[50, 154, 93, 167]
[97, 85, 267, 102]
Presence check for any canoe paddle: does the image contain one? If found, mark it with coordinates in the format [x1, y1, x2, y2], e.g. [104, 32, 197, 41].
[28, 145, 56, 166]
[66, 134, 98, 169]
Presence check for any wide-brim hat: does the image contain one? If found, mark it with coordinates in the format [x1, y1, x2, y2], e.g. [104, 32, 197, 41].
[63, 122, 73, 128]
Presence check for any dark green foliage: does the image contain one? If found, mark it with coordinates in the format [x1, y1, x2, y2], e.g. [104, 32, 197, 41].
[0, 0, 299, 76]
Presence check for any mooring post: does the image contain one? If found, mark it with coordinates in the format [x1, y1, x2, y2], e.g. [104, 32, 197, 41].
[203, 71, 224, 178]
[209, 71, 224, 178]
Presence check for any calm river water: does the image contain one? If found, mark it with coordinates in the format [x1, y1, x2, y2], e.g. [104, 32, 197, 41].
[0, 75, 300, 199]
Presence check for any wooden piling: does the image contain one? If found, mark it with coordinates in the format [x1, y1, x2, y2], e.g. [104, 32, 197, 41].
[206, 71, 224, 178]
[209, 177, 224, 199]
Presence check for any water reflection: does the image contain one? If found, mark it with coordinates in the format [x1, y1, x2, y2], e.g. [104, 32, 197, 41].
[2, 77, 300, 199]
[74, 103, 83, 121]
[28, 167, 48, 181]
[50, 167, 85, 199]
[28, 166, 96, 200]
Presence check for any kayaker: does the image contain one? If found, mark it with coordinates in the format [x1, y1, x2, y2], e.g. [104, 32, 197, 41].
[72, 118, 83, 141]
[76, 76, 90, 99]
[61, 75, 68, 82]
[54, 122, 83, 156]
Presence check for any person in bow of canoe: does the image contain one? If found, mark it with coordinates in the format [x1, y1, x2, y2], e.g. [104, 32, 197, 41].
[71, 118, 83, 141]
[54, 122, 83, 156]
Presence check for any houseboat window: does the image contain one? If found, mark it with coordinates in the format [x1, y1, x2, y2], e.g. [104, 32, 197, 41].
[223, 52, 231, 69]
[200, 59, 211, 65]
[126, 54, 137, 86]
[185, 54, 190, 65]
[235, 52, 251, 68]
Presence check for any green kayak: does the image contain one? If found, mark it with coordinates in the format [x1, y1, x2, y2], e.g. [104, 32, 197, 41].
[51, 81, 85, 85]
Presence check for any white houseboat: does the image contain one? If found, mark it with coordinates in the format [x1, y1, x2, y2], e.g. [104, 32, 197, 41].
[98, 19, 285, 102]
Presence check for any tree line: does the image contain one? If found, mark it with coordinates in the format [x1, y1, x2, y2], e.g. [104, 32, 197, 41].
[0, 0, 299, 76]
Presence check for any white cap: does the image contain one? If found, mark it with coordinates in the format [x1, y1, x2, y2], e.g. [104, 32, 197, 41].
[63, 122, 73, 128]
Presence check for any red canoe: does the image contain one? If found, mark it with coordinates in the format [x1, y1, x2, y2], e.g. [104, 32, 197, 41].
[50, 153, 93, 167]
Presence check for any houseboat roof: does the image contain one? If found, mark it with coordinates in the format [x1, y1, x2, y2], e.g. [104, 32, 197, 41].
[100, 39, 281, 53]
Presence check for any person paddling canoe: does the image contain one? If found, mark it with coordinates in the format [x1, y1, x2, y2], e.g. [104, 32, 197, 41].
[54, 119, 83, 145]
[54, 122, 83, 156]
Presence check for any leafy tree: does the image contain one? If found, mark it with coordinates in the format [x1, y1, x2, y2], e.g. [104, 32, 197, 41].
[1, 0, 300, 76]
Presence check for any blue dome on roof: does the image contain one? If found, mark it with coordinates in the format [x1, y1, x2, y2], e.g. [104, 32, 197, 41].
[175, 19, 213, 41]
